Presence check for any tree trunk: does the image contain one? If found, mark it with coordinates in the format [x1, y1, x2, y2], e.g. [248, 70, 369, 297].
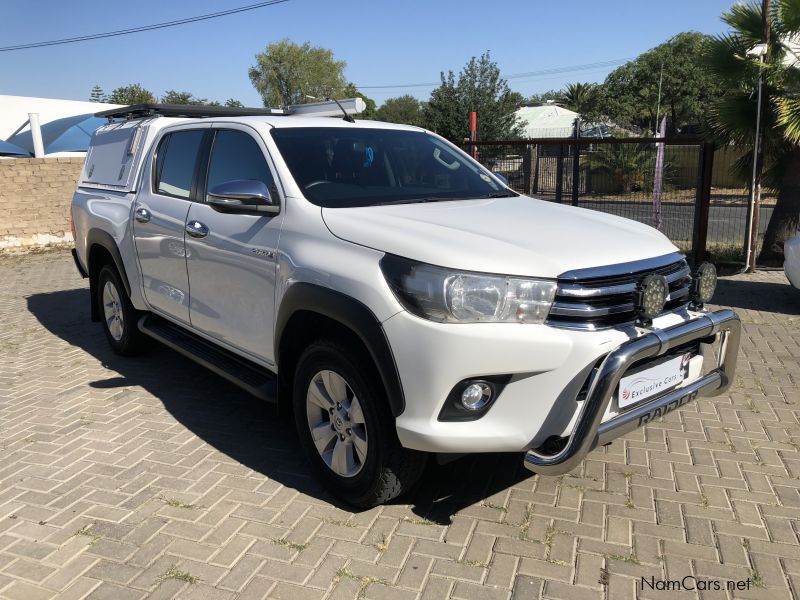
[758, 146, 800, 265]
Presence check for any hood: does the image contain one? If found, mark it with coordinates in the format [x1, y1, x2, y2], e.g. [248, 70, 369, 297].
[321, 195, 679, 278]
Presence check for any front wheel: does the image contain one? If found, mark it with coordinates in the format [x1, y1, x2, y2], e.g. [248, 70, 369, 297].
[293, 340, 426, 507]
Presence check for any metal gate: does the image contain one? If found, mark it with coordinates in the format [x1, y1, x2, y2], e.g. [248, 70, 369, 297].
[466, 138, 770, 266]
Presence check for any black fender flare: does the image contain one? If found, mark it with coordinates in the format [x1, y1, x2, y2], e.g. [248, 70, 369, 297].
[275, 283, 405, 416]
[86, 229, 133, 320]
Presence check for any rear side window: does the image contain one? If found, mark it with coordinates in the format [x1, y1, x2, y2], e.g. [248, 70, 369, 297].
[154, 130, 205, 199]
[206, 129, 274, 192]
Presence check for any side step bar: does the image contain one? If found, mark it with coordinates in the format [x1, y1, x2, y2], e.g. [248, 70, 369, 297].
[138, 314, 277, 403]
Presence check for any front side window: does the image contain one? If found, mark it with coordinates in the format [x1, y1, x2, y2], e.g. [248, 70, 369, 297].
[206, 129, 274, 193]
[270, 127, 516, 208]
[155, 130, 205, 199]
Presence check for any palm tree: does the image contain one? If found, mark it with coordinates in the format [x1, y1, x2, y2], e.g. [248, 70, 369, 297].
[588, 143, 656, 193]
[559, 82, 598, 116]
[705, 0, 800, 264]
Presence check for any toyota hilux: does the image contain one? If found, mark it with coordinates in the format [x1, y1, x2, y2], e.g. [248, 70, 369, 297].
[70, 101, 740, 507]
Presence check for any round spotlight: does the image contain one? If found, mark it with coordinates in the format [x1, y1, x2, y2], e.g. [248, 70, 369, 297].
[637, 273, 668, 321]
[461, 382, 493, 410]
[693, 262, 717, 305]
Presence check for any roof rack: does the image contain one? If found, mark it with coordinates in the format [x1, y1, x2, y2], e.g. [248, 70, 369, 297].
[95, 98, 367, 121]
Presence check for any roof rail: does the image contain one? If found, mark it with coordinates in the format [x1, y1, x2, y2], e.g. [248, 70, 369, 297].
[95, 98, 367, 121]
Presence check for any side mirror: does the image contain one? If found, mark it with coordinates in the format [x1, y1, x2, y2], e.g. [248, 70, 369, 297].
[207, 179, 279, 215]
[492, 172, 509, 186]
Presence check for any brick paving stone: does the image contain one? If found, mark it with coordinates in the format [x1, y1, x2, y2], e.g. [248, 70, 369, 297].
[2, 251, 800, 599]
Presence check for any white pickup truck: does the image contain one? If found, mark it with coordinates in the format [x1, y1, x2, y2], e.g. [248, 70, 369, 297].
[71, 101, 740, 507]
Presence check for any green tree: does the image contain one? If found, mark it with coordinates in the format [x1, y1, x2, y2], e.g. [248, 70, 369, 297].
[375, 95, 425, 126]
[423, 71, 463, 140]
[89, 85, 106, 102]
[528, 89, 561, 105]
[559, 82, 603, 122]
[162, 90, 208, 105]
[225, 98, 244, 107]
[424, 52, 523, 142]
[705, 0, 800, 263]
[343, 83, 377, 119]
[589, 143, 656, 193]
[602, 32, 721, 134]
[108, 83, 156, 105]
[248, 39, 347, 107]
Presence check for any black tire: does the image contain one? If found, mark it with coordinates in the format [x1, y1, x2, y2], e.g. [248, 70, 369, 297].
[293, 339, 427, 507]
[96, 265, 148, 356]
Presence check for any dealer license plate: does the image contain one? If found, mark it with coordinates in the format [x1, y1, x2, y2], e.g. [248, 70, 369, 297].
[618, 353, 692, 409]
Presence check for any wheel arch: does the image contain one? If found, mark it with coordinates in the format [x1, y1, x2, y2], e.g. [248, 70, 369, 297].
[275, 283, 405, 417]
[86, 229, 132, 322]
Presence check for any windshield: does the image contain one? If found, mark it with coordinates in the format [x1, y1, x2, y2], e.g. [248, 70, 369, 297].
[270, 127, 517, 208]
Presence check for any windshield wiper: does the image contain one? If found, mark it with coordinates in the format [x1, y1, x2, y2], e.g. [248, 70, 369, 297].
[482, 191, 516, 198]
[373, 197, 464, 206]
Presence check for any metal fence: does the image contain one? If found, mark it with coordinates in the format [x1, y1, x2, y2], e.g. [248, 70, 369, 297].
[465, 139, 769, 266]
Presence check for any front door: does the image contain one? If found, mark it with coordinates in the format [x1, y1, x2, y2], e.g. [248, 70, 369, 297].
[185, 126, 284, 364]
[133, 126, 208, 323]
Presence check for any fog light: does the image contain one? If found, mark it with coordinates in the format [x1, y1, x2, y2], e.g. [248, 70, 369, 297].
[636, 273, 668, 321]
[461, 382, 493, 410]
[693, 262, 717, 305]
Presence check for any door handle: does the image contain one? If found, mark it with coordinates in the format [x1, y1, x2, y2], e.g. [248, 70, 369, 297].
[134, 207, 151, 223]
[185, 220, 209, 238]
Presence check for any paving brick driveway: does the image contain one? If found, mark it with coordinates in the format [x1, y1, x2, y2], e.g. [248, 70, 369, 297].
[1, 250, 799, 600]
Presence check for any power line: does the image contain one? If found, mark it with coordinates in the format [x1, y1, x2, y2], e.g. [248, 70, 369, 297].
[0, 0, 291, 52]
[357, 57, 632, 90]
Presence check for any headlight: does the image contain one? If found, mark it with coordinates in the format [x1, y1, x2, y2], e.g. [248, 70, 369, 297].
[381, 255, 557, 324]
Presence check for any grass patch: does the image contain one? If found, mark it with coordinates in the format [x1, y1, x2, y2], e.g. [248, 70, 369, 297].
[73, 524, 100, 545]
[323, 517, 357, 527]
[750, 570, 765, 588]
[333, 567, 390, 598]
[722, 428, 737, 452]
[157, 564, 199, 585]
[480, 501, 507, 512]
[272, 537, 308, 552]
[542, 525, 559, 548]
[374, 534, 390, 553]
[399, 516, 436, 526]
[518, 506, 533, 541]
[606, 552, 640, 565]
[456, 558, 489, 568]
[158, 496, 197, 510]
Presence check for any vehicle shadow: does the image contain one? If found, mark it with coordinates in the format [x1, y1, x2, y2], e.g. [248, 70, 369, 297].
[715, 276, 800, 316]
[26, 289, 531, 523]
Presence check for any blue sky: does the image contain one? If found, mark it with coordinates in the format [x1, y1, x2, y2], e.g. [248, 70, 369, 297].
[0, 0, 738, 107]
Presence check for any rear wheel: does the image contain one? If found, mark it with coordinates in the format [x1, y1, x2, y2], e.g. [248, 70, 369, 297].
[293, 339, 426, 507]
[97, 265, 148, 356]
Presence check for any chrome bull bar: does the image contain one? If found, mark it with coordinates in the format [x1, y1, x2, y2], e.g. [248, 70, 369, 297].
[524, 309, 741, 475]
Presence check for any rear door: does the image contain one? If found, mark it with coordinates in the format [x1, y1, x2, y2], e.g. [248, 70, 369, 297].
[133, 125, 209, 323]
[184, 125, 284, 364]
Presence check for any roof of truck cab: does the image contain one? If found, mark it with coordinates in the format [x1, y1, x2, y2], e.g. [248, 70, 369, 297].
[145, 115, 425, 131]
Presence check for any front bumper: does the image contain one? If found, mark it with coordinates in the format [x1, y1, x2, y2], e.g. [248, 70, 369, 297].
[524, 309, 740, 475]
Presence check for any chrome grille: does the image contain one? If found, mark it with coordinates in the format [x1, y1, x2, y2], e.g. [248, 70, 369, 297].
[546, 253, 692, 330]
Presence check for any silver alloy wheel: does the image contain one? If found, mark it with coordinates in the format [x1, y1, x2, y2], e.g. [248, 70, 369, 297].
[306, 370, 368, 478]
[102, 280, 125, 341]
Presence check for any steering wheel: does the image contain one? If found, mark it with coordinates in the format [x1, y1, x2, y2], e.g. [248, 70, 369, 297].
[304, 180, 329, 190]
